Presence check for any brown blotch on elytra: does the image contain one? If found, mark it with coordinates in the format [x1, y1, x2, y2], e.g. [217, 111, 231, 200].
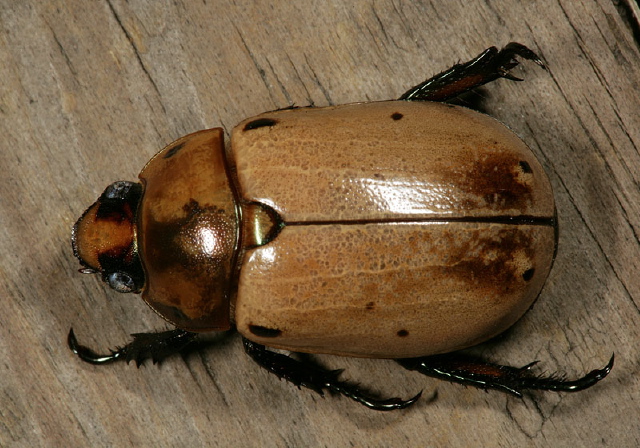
[243, 118, 278, 131]
[464, 155, 534, 210]
[163, 142, 186, 159]
[365, 301, 375, 310]
[391, 112, 403, 120]
[249, 324, 282, 338]
[440, 228, 536, 294]
[397, 329, 409, 337]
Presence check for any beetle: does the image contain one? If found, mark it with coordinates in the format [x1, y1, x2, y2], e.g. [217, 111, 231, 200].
[69, 43, 613, 410]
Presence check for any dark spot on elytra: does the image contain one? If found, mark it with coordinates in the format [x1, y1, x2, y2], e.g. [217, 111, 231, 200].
[391, 112, 403, 120]
[365, 302, 375, 310]
[397, 329, 409, 337]
[244, 118, 278, 131]
[522, 268, 535, 281]
[249, 325, 282, 338]
[373, 173, 385, 180]
[519, 161, 533, 174]
[164, 142, 185, 159]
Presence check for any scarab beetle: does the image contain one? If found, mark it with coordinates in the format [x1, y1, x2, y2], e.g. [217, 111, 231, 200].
[69, 43, 613, 410]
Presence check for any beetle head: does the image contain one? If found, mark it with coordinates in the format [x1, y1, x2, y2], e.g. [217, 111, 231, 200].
[72, 181, 145, 294]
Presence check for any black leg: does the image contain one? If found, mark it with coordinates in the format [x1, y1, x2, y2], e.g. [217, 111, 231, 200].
[243, 338, 421, 411]
[68, 327, 197, 366]
[397, 352, 614, 397]
[399, 42, 545, 102]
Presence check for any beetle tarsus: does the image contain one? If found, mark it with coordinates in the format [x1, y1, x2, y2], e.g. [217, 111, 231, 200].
[399, 42, 545, 102]
[328, 382, 422, 411]
[68, 328, 121, 364]
[243, 338, 420, 411]
[68, 328, 196, 366]
[397, 353, 614, 396]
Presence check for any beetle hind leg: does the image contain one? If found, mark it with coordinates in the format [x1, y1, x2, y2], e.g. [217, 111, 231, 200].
[68, 328, 197, 366]
[397, 352, 614, 396]
[243, 338, 421, 411]
[400, 42, 545, 102]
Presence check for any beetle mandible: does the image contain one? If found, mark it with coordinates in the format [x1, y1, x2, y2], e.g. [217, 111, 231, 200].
[69, 43, 613, 410]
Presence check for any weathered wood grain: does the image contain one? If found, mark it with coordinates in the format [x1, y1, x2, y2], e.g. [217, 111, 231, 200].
[1, 1, 638, 446]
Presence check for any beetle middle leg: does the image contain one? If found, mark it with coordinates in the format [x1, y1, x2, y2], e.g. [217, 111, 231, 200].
[243, 338, 421, 411]
[397, 352, 614, 397]
[68, 328, 197, 366]
[399, 42, 545, 102]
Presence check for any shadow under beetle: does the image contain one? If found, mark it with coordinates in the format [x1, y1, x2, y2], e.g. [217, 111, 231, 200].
[69, 43, 613, 410]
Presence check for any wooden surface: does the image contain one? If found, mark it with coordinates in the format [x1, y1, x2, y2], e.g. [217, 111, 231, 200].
[1, 1, 639, 446]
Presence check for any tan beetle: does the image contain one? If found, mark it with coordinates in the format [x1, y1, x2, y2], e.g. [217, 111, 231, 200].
[70, 43, 613, 410]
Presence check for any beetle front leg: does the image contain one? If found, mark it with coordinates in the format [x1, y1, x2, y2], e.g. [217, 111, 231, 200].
[400, 42, 545, 102]
[397, 353, 614, 397]
[243, 338, 421, 411]
[68, 328, 197, 366]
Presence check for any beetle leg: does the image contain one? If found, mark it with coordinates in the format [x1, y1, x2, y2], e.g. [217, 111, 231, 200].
[397, 353, 614, 397]
[68, 328, 196, 366]
[399, 42, 545, 102]
[243, 338, 422, 411]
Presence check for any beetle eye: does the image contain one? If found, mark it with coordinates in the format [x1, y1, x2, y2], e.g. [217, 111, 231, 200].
[106, 272, 136, 293]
